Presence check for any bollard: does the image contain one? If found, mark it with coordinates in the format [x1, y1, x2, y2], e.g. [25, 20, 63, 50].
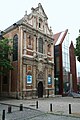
[20, 104, 23, 111]
[36, 101, 38, 109]
[69, 104, 71, 114]
[50, 103, 52, 112]
[2, 110, 5, 120]
[8, 106, 11, 113]
[47, 89, 49, 98]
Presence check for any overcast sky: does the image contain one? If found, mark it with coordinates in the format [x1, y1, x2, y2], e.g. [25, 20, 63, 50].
[0, 0, 80, 75]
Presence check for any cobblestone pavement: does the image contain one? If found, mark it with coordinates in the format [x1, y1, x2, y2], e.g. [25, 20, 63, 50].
[0, 97, 80, 120]
[0, 104, 44, 120]
[0, 104, 80, 120]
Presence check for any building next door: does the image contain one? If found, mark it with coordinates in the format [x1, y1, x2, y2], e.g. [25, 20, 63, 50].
[38, 81, 43, 98]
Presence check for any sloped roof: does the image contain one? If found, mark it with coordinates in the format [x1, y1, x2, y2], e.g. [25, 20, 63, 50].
[54, 29, 68, 45]
[4, 19, 23, 33]
[3, 3, 48, 34]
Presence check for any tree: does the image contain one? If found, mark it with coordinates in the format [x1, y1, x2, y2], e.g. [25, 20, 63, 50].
[75, 34, 80, 62]
[0, 38, 13, 75]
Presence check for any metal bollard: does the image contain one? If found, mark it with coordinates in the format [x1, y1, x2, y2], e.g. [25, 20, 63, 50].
[2, 110, 5, 120]
[20, 104, 23, 111]
[50, 103, 52, 112]
[69, 104, 71, 114]
[47, 89, 49, 98]
[8, 106, 11, 113]
[36, 101, 38, 109]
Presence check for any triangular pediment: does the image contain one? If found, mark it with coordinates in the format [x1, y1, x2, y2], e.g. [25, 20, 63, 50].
[31, 3, 48, 19]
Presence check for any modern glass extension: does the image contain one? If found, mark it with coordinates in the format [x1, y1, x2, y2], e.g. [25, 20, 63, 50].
[62, 33, 70, 93]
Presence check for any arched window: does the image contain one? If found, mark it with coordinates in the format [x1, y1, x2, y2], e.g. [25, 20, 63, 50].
[38, 37, 43, 53]
[28, 35, 33, 49]
[39, 22, 41, 28]
[3, 75, 8, 84]
[29, 35, 31, 45]
[39, 18, 42, 29]
[13, 34, 18, 61]
[47, 44, 51, 54]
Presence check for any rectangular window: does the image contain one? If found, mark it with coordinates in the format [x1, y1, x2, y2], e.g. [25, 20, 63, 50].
[26, 75, 32, 84]
[48, 76, 52, 85]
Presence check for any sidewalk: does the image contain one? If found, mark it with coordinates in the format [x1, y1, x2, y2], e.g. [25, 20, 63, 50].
[0, 97, 80, 117]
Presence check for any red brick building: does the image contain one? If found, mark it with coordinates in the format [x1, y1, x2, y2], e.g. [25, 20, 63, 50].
[54, 29, 77, 95]
[0, 3, 54, 99]
[69, 41, 77, 92]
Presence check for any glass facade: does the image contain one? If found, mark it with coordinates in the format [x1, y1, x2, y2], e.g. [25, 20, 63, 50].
[54, 31, 71, 95]
[54, 45, 60, 95]
[62, 33, 70, 93]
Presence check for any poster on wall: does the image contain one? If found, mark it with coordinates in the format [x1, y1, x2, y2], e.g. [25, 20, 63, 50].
[27, 75, 32, 84]
[48, 76, 52, 85]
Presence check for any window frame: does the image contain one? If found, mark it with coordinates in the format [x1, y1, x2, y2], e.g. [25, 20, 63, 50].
[38, 37, 43, 53]
[13, 34, 18, 61]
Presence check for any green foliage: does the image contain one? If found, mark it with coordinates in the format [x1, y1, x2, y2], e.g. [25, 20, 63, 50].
[0, 38, 13, 75]
[75, 35, 80, 62]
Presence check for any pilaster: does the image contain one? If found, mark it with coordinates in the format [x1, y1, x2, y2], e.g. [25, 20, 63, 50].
[23, 31, 27, 54]
[22, 65, 26, 90]
[18, 26, 23, 98]
[51, 43, 54, 63]
[33, 36, 36, 56]
[33, 65, 36, 89]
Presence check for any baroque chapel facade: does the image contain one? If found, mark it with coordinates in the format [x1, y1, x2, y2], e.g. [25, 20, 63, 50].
[1, 3, 54, 99]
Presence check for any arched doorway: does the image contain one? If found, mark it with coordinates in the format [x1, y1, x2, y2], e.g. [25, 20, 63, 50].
[38, 81, 43, 98]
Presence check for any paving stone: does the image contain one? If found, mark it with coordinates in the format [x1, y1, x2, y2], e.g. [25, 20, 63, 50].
[0, 97, 80, 120]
